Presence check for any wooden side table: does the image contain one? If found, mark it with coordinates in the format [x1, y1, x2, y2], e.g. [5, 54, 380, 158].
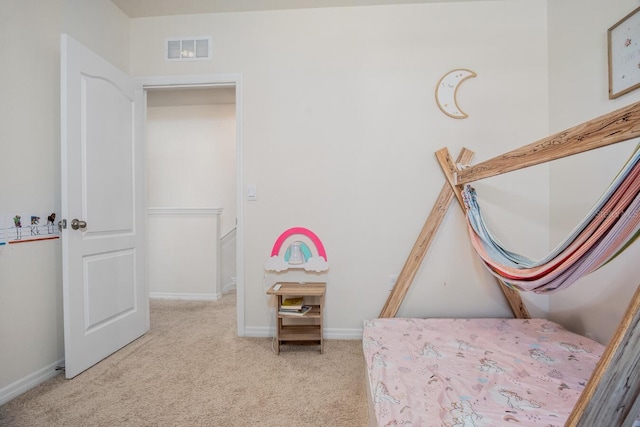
[266, 282, 326, 354]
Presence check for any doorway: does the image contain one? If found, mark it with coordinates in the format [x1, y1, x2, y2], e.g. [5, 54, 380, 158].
[142, 75, 244, 336]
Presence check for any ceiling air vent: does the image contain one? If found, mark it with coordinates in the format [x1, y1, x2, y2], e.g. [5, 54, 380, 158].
[166, 37, 212, 61]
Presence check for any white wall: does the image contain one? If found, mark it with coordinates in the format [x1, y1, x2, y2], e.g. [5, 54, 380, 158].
[0, 0, 129, 403]
[61, 0, 130, 72]
[146, 103, 236, 234]
[547, 0, 640, 344]
[147, 211, 222, 298]
[146, 101, 236, 298]
[131, 0, 551, 335]
[0, 1, 62, 395]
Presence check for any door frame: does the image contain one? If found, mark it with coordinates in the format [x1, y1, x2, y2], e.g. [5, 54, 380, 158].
[140, 74, 245, 336]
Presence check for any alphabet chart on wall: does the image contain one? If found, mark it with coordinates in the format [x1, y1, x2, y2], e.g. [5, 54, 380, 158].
[1, 212, 59, 245]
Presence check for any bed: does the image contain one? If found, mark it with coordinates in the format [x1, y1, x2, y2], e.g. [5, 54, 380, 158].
[363, 317, 640, 427]
[371, 103, 640, 426]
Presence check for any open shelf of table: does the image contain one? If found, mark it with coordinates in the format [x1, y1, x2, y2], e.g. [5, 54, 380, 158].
[266, 282, 326, 354]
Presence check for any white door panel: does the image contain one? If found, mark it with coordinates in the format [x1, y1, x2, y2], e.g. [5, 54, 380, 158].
[83, 249, 136, 330]
[61, 34, 148, 379]
[82, 75, 135, 233]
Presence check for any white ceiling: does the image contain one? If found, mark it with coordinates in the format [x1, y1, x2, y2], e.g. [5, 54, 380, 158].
[110, 0, 482, 18]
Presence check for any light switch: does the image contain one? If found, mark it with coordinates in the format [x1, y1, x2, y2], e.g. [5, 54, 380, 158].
[247, 184, 257, 201]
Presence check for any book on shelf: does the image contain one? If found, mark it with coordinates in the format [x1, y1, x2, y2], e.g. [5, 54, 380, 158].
[279, 305, 312, 316]
[280, 297, 304, 311]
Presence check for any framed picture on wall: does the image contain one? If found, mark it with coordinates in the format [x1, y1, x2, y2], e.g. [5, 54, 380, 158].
[608, 6, 640, 99]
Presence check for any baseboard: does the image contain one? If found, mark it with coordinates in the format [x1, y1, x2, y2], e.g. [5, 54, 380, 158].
[0, 358, 64, 406]
[243, 326, 363, 340]
[221, 282, 236, 294]
[325, 327, 363, 340]
[243, 326, 272, 338]
[150, 292, 221, 301]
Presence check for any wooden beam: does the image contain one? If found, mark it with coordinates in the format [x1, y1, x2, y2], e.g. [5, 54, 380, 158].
[624, 394, 640, 427]
[565, 284, 640, 427]
[379, 148, 474, 318]
[435, 148, 531, 320]
[497, 280, 530, 320]
[434, 147, 465, 210]
[457, 101, 640, 185]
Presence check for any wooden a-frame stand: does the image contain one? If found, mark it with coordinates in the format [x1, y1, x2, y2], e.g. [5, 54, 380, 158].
[379, 101, 640, 426]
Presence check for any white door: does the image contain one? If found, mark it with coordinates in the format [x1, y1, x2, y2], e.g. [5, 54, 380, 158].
[60, 34, 148, 379]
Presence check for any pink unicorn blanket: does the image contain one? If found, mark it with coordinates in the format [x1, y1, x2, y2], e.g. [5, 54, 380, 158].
[363, 317, 611, 426]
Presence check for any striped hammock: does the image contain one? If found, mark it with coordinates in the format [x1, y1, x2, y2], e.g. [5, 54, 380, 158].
[463, 144, 640, 294]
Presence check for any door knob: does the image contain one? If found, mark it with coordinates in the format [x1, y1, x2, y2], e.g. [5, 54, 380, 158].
[71, 219, 87, 230]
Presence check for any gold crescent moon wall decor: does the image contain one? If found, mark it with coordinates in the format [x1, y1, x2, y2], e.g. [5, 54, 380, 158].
[435, 68, 477, 119]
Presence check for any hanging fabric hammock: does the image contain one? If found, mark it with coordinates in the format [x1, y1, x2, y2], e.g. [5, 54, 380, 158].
[463, 144, 640, 294]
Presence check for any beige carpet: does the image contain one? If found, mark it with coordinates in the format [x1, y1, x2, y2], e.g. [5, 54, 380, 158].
[0, 292, 369, 426]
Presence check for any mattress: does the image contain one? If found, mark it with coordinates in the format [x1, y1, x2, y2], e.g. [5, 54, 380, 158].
[363, 318, 606, 427]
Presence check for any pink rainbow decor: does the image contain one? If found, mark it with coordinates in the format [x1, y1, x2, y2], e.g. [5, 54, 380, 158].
[264, 227, 329, 272]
